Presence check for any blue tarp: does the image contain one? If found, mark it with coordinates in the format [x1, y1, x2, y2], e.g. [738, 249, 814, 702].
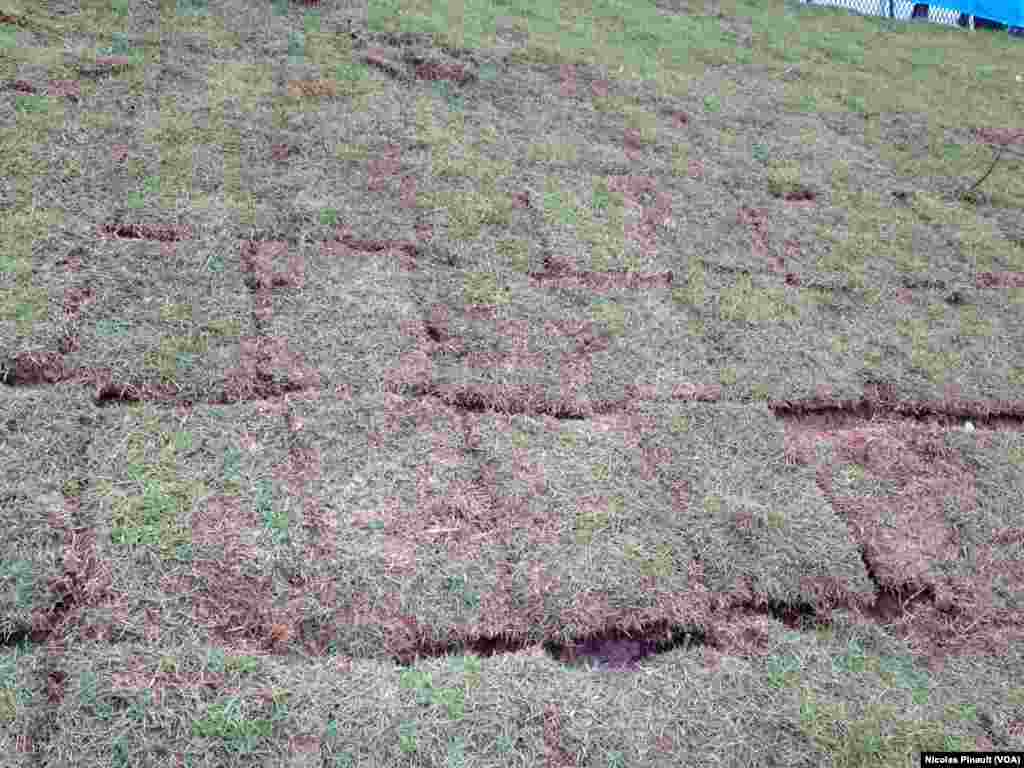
[819, 0, 1024, 29]
[906, 1, 1024, 28]
[937, 0, 1024, 27]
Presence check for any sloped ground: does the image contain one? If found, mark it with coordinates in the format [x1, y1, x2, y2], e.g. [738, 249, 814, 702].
[1, 0, 1023, 765]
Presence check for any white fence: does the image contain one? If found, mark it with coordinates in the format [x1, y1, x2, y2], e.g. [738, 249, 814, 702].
[800, 0, 1022, 29]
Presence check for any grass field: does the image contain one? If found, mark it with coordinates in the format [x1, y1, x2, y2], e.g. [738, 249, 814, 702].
[1, 0, 1023, 765]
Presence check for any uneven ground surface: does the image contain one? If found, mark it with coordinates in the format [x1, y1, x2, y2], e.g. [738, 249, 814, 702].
[1, 0, 1024, 765]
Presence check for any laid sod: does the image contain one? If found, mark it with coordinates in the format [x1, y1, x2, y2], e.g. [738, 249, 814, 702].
[1, 0, 1023, 765]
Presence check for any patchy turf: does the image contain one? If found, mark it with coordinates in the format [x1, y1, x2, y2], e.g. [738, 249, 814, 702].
[1, 0, 1023, 765]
